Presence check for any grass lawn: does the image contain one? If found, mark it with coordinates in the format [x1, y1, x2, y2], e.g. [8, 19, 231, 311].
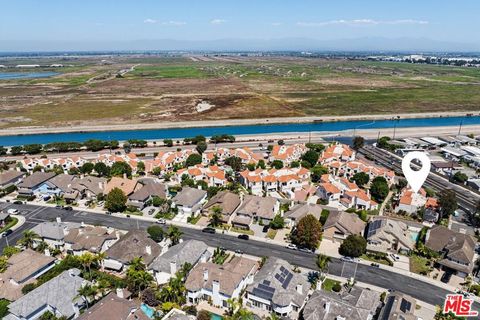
[129, 65, 209, 79]
[231, 227, 254, 235]
[187, 214, 202, 225]
[155, 211, 176, 220]
[322, 278, 341, 292]
[409, 255, 432, 275]
[266, 229, 277, 240]
[0, 217, 19, 233]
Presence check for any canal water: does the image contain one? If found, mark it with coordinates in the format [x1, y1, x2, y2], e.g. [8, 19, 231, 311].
[0, 116, 477, 146]
[0, 72, 60, 80]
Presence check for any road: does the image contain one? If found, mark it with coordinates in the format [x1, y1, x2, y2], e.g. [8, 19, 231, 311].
[359, 145, 480, 212]
[1, 202, 477, 312]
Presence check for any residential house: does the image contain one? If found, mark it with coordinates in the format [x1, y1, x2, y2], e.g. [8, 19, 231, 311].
[425, 225, 476, 278]
[284, 203, 334, 228]
[395, 188, 428, 214]
[35, 174, 77, 199]
[246, 257, 309, 317]
[64, 226, 119, 255]
[0, 170, 24, 189]
[323, 211, 366, 242]
[186, 256, 258, 309]
[302, 287, 381, 320]
[232, 195, 279, 229]
[0, 213, 10, 228]
[149, 240, 210, 285]
[320, 144, 355, 164]
[202, 191, 241, 224]
[378, 292, 418, 320]
[31, 221, 82, 250]
[341, 190, 378, 211]
[366, 218, 416, 254]
[128, 181, 167, 209]
[16, 172, 56, 196]
[4, 269, 88, 320]
[104, 176, 139, 197]
[239, 170, 263, 195]
[172, 187, 207, 217]
[269, 144, 307, 165]
[104, 231, 161, 272]
[69, 176, 107, 201]
[0, 249, 56, 301]
[317, 182, 341, 203]
[77, 291, 149, 320]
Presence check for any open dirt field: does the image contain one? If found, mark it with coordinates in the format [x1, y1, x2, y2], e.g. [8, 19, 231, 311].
[1, 55, 480, 130]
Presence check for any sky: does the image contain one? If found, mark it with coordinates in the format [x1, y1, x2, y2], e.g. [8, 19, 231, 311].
[1, 0, 479, 51]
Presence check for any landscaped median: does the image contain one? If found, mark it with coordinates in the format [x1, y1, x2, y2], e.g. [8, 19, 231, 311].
[0, 217, 19, 234]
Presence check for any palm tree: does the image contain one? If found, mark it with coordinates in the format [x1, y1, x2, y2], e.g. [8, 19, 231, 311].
[267, 313, 280, 320]
[76, 284, 97, 309]
[17, 230, 39, 249]
[316, 253, 331, 274]
[209, 206, 223, 227]
[35, 241, 49, 253]
[79, 252, 96, 278]
[167, 225, 182, 246]
[96, 252, 106, 271]
[129, 257, 146, 271]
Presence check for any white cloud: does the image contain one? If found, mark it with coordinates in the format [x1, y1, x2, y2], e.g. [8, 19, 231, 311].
[161, 21, 186, 26]
[144, 18, 157, 24]
[297, 19, 428, 27]
[210, 19, 227, 25]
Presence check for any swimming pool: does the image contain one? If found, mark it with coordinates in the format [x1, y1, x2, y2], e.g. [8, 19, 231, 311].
[409, 231, 420, 243]
[210, 313, 223, 320]
[140, 303, 155, 319]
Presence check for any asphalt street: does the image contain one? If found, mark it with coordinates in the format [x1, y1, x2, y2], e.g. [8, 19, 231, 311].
[1, 202, 476, 312]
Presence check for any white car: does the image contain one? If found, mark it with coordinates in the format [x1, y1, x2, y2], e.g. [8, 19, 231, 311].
[156, 218, 166, 225]
[6, 208, 18, 214]
[286, 243, 297, 250]
[341, 256, 355, 262]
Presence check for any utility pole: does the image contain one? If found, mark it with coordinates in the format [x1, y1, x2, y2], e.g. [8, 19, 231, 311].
[458, 120, 463, 135]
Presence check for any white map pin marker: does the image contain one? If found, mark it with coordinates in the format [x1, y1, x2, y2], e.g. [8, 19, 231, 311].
[401, 151, 431, 194]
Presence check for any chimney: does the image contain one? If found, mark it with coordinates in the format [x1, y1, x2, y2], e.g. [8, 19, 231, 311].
[98, 182, 103, 190]
[325, 302, 331, 314]
[56, 217, 62, 223]
[212, 280, 220, 296]
[203, 268, 208, 281]
[145, 245, 152, 255]
[200, 252, 207, 263]
[116, 288, 124, 299]
[170, 261, 177, 275]
[296, 284, 303, 295]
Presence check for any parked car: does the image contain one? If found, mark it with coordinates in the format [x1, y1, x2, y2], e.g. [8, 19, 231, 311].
[389, 254, 400, 261]
[371, 263, 380, 268]
[156, 218, 166, 225]
[286, 243, 297, 250]
[298, 247, 314, 253]
[64, 206, 73, 211]
[126, 214, 131, 218]
[237, 234, 249, 240]
[262, 225, 269, 233]
[441, 272, 452, 284]
[106, 211, 113, 215]
[13, 200, 23, 205]
[202, 227, 216, 234]
[6, 208, 18, 214]
[55, 205, 63, 209]
[1, 229, 13, 237]
[148, 208, 156, 215]
[235, 249, 244, 254]
[43, 195, 51, 201]
[341, 256, 355, 262]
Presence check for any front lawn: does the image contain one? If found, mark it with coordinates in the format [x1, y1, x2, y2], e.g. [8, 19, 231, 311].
[409, 255, 432, 275]
[322, 278, 341, 292]
[266, 229, 277, 240]
[361, 252, 393, 266]
[231, 227, 254, 235]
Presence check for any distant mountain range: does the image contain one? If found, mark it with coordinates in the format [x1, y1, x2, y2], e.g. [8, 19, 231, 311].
[1, 37, 479, 53]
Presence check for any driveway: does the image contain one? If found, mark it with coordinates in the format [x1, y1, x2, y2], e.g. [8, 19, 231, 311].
[250, 223, 267, 238]
[393, 255, 410, 272]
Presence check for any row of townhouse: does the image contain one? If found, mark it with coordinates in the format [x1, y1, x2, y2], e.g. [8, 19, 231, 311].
[269, 144, 308, 165]
[175, 165, 228, 187]
[202, 147, 264, 165]
[19, 156, 87, 173]
[394, 187, 438, 216]
[317, 174, 379, 211]
[319, 143, 355, 164]
[239, 167, 311, 196]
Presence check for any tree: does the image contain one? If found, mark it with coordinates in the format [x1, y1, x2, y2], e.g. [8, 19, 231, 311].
[0, 256, 7, 273]
[137, 161, 145, 175]
[164, 139, 174, 147]
[147, 225, 164, 242]
[104, 187, 127, 212]
[93, 162, 110, 177]
[142, 287, 160, 307]
[2, 246, 20, 258]
[209, 206, 223, 227]
[316, 253, 331, 273]
[352, 136, 365, 150]
[257, 160, 266, 169]
[76, 284, 97, 309]
[196, 141, 208, 154]
[126, 260, 154, 296]
[339, 235, 367, 258]
[197, 310, 210, 320]
[225, 156, 242, 172]
[351, 172, 370, 187]
[10, 146, 23, 156]
[452, 171, 468, 184]
[79, 252, 98, 278]
[271, 160, 284, 170]
[269, 214, 285, 230]
[370, 176, 389, 202]
[291, 214, 322, 250]
[438, 189, 458, 218]
[167, 225, 183, 246]
[185, 154, 202, 167]
[17, 230, 39, 249]
[110, 161, 132, 178]
[310, 165, 328, 183]
[301, 150, 319, 167]
[80, 162, 94, 174]
[23, 144, 43, 155]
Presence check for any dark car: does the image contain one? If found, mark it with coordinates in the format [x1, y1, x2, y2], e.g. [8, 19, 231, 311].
[371, 263, 380, 268]
[1, 229, 13, 237]
[238, 234, 249, 240]
[13, 200, 23, 205]
[262, 225, 269, 233]
[64, 206, 73, 211]
[202, 227, 216, 234]
[441, 272, 452, 284]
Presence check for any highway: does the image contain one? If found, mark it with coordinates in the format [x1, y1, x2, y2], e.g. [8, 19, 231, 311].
[359, 145, 480, 212]
[1, 202, 477, 312]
